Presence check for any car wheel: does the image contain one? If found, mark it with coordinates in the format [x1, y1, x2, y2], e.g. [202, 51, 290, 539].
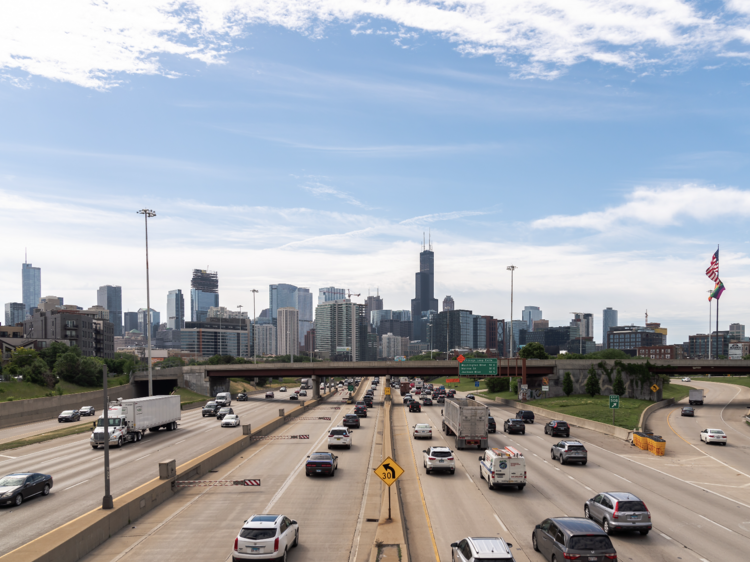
[603, 519, 613, 535]
[584, 506, 591, 519]
[450, 469, 455, 475]
[305, 473, 310, 477]
[14, 494, 23, 506]
[328, 445, 331, 450]
[581, 461, 587, 465]
[560, 456, 565, 465]
[551, 450, 556, 460]
[280, 548, 288, 562]
[551, 556, 557, 562]
[293, 530, 299, 547]
[532, 533, 539, 552]
[426, 468, 431, 474]
[640, 529, 649, 536]
[42, 484, 50, 496]
[117, 437, 123, 448]
[91, 445, 98, 449]
[487, 477, 493, 490]
[722, 443, 727, 446]
[565, 433, 570, 438]
[522, 430, 525, 435]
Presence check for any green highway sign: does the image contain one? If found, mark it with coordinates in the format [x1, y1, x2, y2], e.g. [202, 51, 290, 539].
[348, 385, 354, 392]
[609, 395, 620, 409]
[458, 358, 498, 376]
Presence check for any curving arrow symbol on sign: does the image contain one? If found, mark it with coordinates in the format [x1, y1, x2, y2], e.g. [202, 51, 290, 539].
[382, 463, 395, 479]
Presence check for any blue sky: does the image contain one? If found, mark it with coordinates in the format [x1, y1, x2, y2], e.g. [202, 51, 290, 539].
[3, 1, 750, 344]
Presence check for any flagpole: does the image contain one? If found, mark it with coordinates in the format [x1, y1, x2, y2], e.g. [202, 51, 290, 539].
[708, 291, 712, 360]
[716, 244, 720, 359]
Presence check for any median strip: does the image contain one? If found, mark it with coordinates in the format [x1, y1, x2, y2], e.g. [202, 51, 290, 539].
[0, 423, 94, 452]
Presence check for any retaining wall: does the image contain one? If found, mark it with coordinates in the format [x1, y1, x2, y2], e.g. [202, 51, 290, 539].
[0, 389, 338, 562]
[0, 384, 136, 429]
[638, 399, 675, 432]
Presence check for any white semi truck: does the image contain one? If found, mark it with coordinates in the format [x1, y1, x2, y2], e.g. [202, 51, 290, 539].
[442, 397, 489, 450]
[90, 395, 181, 449]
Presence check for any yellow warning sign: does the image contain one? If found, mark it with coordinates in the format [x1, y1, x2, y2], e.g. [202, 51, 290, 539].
[650, 384, 660, 393]
[384, 387, 391, 396]
[373, 456, 404, 486]
[542, 377, 549, 386]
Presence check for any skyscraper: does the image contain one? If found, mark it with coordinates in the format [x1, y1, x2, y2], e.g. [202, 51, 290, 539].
[22, 260, 41, 316]
[314, 300, 367, 361]
[602, 308, 618, 348]
[138, 308, 160, 337]
[4, 302, 25, 326]
[277, 307, 299, 356]
[365, 293, 384, 326]
[410, 239, 438, 341]
[294, 287, 313, 344]
[191, 269, 219, 322]
[124, 312, 139, 333]
[318, 287, 346, 305]
[167, 289, 185, 330]
[97, 285, 123, 336]
[522, 306, 543, 331]
[571, 312, 594, 340]
[270, 284, 298, 319]
[443, 296, 454, 311]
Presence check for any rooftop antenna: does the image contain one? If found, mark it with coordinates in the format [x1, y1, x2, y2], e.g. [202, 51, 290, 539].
[422, 232, 425, 251]
[429, 228, 432, 251]
[24, 247, 27, 264]
[645, 309, 648, 325]
[377, 287, 379, 296]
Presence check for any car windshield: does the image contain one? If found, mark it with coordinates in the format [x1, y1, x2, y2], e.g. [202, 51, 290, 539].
[97, 418, 122, 427]
[220, 408, 231, 413]
[431, 450, 451, 458]
[61, 411, 74, 415]
[618, 501, 647, 511]
[205, 402, 216, 407]
[568, 535, 613, 550]
[239, 528, 276, 540]
[225, 415, 237, 420]
[0, 476, 26, 487]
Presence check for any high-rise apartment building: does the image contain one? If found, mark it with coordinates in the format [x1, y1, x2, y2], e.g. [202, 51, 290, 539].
[190, 269, 219, 322]
[371, 309, 392, 330]
[294, 287, 313, 344]
[314, 300, 367, 361]
[255, 324, 277, 356]
[318, 287, 346, 305]
[207, 306, 248, 319]
[382, 333, 403, 358]
[167, 289, 185, 329]
[24, 308, 114, 358]
[277, 307, 299, 356]
[97, 285, 123, 336]
[571, 312, 594, 339]
[22, 260, 41, 316]
[365, 293, 384, 326]
[137, 308, 160, 337]
[532, 319, 549, 332]
[124, 312, 139, 333]
[522, 306, 543, 331]
[443, 296, 454, 311]
[506, 319, 527, 356]
[410, 241, 438, 341]
[4, 302, 25, 326]
[182, 317, 250, 359]
[602, 308, 618, 349]
[729, 323, 746, 341]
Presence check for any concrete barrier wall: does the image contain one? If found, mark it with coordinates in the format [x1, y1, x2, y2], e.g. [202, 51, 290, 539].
[0, 390, 339, 562]
[0, 384, 136, 429]
[492, 397, 632, 441]
[638, 398, 674, 432]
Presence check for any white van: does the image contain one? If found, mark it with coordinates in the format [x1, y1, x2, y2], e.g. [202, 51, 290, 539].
[215, 392, 232, 406]
[478, 447, 526, 491]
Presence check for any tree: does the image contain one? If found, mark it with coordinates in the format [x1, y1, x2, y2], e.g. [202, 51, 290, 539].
[562, 371, 574, 396]
[11, 347, 38, 370]
[22, 358, 58, 388]
[54, 352, 81, 385]
[40, 342, 78, 370]
[76, 357, 103, 387]
[485, 377, 510, 393]
[613, 372, 626, 396]
[510, 379, 519, 394]
[518, 342, 549, 360]
[156, 356, 185, 369]
[585, 367, 601, 397]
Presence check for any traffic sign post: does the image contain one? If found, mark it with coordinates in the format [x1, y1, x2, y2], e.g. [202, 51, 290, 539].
[374, 456, 404, 520]
[474, 380, 480, 388]
[384, 387, 391, 396]
[609, 394, 620, 424]
[458, 358, 498, 376]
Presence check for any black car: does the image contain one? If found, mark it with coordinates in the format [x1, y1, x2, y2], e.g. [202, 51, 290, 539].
[487, 416, 496, 433]
[363, 396, 374, 407]
[202, 401, 221, 417]
[409, 401, 421, 413]
[237, 393, 248, 401]
[516, 410, 535, 424]
[466, 394, 476, 400]
[0, 473, 53, 507]
[545, 420, 570, 437]
[365, 389, 374, 396]
[354, 405, 368, 417]
[532, 517, 616, 562]
[343, 414, 361, 428]
[216, 407, 234, 420]
[436, 395, 445, 404]
[79, 406, 96, 416]
[422, 397, 433, 406]
[681, 406, 695, 417]
[305, 452, 338, 477]
[289, 394, 299, 400]
[58, 410, 80, 422]
[504, 418, 526, 434]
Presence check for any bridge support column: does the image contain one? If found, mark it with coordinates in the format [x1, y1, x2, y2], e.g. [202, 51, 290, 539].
[312, 375, 320, 399]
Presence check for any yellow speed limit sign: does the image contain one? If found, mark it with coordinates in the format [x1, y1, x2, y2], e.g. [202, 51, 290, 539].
[384, 387, 391, 395]
[374, 457, 404, 486]
[650, 384, 660, 393]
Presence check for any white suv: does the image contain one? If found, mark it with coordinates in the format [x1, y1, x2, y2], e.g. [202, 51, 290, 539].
[423, 446, 455, 475]
[232, 514, 299, 561]
[450, 537, 515, 561]
[328, 427, 352, 449]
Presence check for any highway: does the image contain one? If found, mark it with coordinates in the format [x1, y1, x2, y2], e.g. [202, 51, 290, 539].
[0, 386, 317, 556]
[78, 381, 383, 562]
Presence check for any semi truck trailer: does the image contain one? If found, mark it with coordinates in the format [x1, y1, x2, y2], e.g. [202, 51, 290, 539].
[689, 388, 705, 406]
[442, 398, 489, 449]
[90, 395, 181, 449]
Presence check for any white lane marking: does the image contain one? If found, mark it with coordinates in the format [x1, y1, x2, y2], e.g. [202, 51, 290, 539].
[465, 471, 473, 482]
[568, 476, 576, 480]
[62, 479, 89, 491]
[494, 513, 508, 533]
[171, 439, 187, 446]
[699, 515, 733, 533]
[660, 533, 672, 541]
[584, 485, 593, 491]
[543, 460, 549, 465]
[0, 454, 16, 459]
[537, 436, 546, 441]
[533, 453, 539, 457]
[133, 454, 151, 462]
[719, 386, 750, 442]
[554, 467, 560, 471]
[613, 474, 632, 483]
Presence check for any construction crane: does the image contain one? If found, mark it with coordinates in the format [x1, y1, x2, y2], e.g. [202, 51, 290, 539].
[347, 289, 361, 299]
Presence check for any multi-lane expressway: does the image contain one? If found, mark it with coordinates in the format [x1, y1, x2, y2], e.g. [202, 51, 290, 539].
[1, 378, 749, 562]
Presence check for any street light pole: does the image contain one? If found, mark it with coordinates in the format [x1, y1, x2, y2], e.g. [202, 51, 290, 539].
[137, 209, 156, 396]
[507, 265, 517, 358]
[251, 289, 258, 364]
[101, 365, 113, 509]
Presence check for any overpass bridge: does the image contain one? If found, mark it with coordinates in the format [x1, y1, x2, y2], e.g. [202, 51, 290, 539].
[132, 358, 750, 401]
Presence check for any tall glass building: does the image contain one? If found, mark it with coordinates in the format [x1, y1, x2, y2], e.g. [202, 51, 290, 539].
[124, 312, 139, 333]
[410, 243, 438, 341]
[318, 287, 346, 305]
[191, 269, 219, 322]
[167, 289, 185, 330]
[22, 261, 41, 316]
[97, 285, 122, 336]
[602, 308, 618, 349]
[137, 308, 160, 337]
[4, 302, 25, 326]
[522, 306, 543, 331]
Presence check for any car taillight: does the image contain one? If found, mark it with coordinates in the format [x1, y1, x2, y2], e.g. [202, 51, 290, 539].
[491, 472, 495, 477]
[604, 555, 617, 560]
[563, 555, 580, 560]
[447, 457, 454, 461]
[524, 471, 527, 479]
[274, 537, 279, 552]
[234, 537, 238, 551]
[328, 434, 334, 438]
[428, 457, 436, 460]
[642, 502, 651, 518]
[612, 502, 620, 519]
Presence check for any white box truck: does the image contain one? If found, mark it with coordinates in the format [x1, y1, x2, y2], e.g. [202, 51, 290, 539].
[479, 446, 526, 490]
[689, 388, 705, 406]
[90, 395, 181, 449]
[442, 398, 489, 449]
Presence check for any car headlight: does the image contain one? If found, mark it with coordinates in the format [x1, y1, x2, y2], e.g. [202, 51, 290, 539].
[1, 491, 14, 498]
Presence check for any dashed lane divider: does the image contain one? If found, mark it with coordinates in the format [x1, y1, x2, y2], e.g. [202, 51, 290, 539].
[295, 417, 332, 421]
[250, 434, 310, 440]
[174, 479, 261, 487]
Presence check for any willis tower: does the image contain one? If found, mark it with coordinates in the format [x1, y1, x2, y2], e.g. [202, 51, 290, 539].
[410, 235, 438, 341]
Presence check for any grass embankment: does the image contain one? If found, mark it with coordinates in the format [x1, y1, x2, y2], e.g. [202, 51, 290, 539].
[684, 376, 750, 389]
[0, 375, 130, 403]
[0, 423, 94, 452]
[172, 387, 211, 407]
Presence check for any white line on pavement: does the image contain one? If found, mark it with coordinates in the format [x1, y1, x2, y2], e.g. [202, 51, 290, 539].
[533, 453, 539, 457]
[494, 513, 508, 533]
[0, 455, 16, 459]
[536, 436, 546, 441]
[133, 454, 151, 462]
[62, 479, 89, 492]
[171, 439, 187, 446]
[699, 515, 734, 533]
[660, 533, 672, 540]
[613, 474, 631, 483]
[465, 472, 473, 482]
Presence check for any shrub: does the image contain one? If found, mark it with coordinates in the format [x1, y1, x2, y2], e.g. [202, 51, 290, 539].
[613, 372, 626, 396]
[562, 372, 574, 396]
[510, 379, 519, 394]
[585, 370, 601, 397]
[485, 378, 510, 393]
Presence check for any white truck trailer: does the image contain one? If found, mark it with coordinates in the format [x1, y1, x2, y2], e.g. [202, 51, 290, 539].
[689, 388, 705, 406]
[90, 395, 181, 449]
[442, 397, 489, 449]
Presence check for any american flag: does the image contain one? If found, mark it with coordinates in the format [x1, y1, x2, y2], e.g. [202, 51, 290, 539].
[706, 249, 719, 282]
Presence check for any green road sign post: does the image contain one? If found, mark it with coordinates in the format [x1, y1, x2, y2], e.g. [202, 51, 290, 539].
[458, 358, 498, 376]
[348, 385, 354, 392]
[609, 395, 620, 424]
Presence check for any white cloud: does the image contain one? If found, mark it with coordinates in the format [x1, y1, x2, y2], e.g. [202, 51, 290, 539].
[0, 1, 740, 89]
[301, 182, 369, 208]
[532, 184, 750, 231]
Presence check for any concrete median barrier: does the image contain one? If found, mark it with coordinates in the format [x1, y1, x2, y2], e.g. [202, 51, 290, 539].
[0, 390, 338, 562]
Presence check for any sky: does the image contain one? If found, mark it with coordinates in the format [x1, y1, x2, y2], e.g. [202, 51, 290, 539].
[3, 1, 750, 345]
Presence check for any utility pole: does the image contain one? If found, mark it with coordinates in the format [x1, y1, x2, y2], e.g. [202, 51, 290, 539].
[507, 266, 517, 358]
[101, 365, 113, 509]
[251, 289, 258, 364]
[137, 209, 156, 396]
